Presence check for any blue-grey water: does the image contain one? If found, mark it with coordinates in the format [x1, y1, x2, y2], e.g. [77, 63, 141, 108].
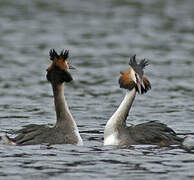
[0, 0, 194, 179]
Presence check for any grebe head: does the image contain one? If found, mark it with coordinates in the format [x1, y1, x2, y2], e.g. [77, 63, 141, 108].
[119, 55, 151, 94]
[46, 49, 75, 84]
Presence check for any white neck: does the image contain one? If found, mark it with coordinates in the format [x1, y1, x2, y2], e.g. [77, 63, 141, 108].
[52, 84, 83, 145]
[104, 88, 136, 145]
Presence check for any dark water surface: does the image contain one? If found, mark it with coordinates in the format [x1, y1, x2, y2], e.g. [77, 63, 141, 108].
[0, 0, 194, 179]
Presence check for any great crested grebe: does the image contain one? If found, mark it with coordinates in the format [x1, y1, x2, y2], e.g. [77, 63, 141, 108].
[104, 55, 184, 147]
[2, 49, 83, 146]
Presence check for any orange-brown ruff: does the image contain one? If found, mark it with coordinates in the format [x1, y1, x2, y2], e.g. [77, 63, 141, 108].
[2, 49, 83, 146]
[104, 55, 183, 147]
[119, 69, 151, 94]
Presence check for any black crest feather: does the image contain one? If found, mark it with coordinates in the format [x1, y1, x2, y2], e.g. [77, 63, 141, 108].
[49, 49, 59, 61]
[129, 55, 149, 78]
[129, 55, 137, 67]
[139, 59, 149, 69]
[60, 49, 69, 60]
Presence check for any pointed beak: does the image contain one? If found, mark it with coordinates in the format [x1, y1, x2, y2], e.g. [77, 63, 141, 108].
[136, 77, 145, 95]
[69, 65, 76, 70]
[137, 79, 142, 94]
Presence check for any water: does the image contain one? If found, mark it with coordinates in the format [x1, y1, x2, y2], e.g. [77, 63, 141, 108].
[0, 0, 194, 179]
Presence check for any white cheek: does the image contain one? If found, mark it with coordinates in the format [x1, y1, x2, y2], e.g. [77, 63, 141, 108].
[65, 62, 69, 69]
[131, 70, 137, 83]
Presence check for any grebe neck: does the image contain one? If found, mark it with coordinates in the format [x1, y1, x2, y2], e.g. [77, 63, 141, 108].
[52, 83, 83, 145]
[104, 88, 136, 144]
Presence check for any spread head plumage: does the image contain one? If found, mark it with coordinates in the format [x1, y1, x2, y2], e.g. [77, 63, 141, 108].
[129, 55, 149, 78]
[139, 58, 149, 69]
[128, 55, 137, 67]
[49, 49, 69, 61]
